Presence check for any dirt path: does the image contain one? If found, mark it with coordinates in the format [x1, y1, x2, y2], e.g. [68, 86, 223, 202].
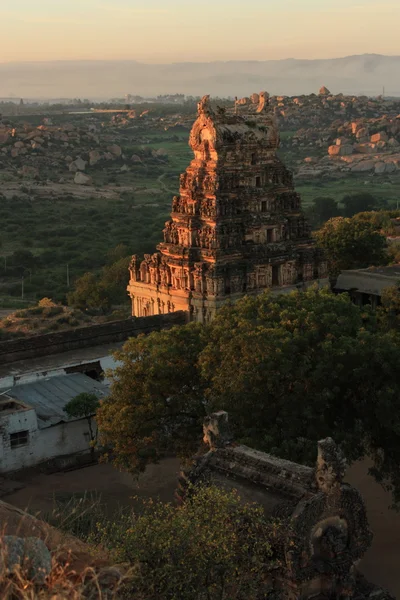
[5, 459, 180, 517]
[157, 172, 177, 194]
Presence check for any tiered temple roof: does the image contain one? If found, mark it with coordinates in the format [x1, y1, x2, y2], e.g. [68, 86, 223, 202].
[128, 92, 327, 322]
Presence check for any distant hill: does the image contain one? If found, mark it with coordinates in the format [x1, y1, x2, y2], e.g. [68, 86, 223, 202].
[0, 54, 399, 100]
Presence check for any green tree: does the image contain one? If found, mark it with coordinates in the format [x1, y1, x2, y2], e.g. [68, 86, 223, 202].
[341, 193, 378, 217]
[98, 323, 207, 471]
[98, 288, 400, 503]
[67, 272, 111, 312]
[100, 256, 131, 304]
[51, 486, 279, 600]
[10, 249, 37, 270]
[315, 216, 388, 278]
[388, 240, 400, 264]
[377, 284, 400, 331]
[106, 243, 130, 265]
[107, 486, 276, 600]
[64, 392, 100, 458]
[309, 196, 340, 227]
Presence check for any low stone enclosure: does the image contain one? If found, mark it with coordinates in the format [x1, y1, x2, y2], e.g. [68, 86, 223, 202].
[0, 311, 187, 366]
[177, 411, 394, 599]
[0, 411, 395, 598]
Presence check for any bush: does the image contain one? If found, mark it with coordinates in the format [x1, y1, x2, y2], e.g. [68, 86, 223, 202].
[14, 310, 28, 318]
[38, 297, 57, 308]
[46, 486, 280, 600]
[28, 306, 45, 315]
[42, 306, 64, 317]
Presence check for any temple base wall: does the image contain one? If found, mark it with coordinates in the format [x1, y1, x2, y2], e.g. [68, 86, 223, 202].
[128, 279, 330, 323]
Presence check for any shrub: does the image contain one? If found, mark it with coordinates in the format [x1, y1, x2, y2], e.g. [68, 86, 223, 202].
[38, 297, 57, 308]
[46, 486, 281, 600]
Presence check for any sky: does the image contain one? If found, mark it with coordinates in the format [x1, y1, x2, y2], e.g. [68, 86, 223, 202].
[1, 0, 399, 63]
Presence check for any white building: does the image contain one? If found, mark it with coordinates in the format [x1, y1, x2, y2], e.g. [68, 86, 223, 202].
[0, 373, 108, 473]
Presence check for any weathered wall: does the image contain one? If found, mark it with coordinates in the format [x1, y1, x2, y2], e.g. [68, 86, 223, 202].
[0, 409, 95, 473]
[0, 312, 188, 366]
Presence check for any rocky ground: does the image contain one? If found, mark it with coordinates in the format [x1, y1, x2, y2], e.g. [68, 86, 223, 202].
[268, 88, 400, 179]
[0, 304, 129, 338]
[0, 110, 186, 202]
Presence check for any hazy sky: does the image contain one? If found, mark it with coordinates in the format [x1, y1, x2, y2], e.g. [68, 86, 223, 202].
[1, 0, 399, 63]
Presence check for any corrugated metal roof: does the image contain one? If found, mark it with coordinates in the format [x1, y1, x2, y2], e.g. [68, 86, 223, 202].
[336, 268, 400, 295]
[3, 373, 109, 429]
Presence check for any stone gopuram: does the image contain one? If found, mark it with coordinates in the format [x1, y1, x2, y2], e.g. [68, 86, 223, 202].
[128, 93, 327, 322]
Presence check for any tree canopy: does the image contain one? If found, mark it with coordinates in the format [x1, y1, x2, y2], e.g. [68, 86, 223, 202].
[65, 392, 100, 420]
[97, 288, 400, 502]
[341, 193, 379, 217]
[315, 216, 388, 277]
[67, 251, 131, 312]
[65, 392, 100, 456]
[308, 196, 339, 228]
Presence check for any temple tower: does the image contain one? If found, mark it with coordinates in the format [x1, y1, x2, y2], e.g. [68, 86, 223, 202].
[128, 93, 327, 322]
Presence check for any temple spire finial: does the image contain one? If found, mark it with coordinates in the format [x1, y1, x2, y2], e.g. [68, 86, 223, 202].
[197, 95, 214, 117]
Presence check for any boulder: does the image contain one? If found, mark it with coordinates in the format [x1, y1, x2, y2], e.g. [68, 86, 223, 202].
[14, 141, 25, 149]
[10, 148, 19, 158]
[69, 157, 87, 172]
[384, 161, 397, 173]
[335, 137, 350, 146]
[107, 144, 122, 157]
[354, 143, 375, 154]
[329, 144, 353, 156]
[0, 536, 51, 584]
[152, 148, 168, 159]
[319, 86, 331, 95]
[24, 131, 39, 141]
[374, 162, 386, 174]
[120, 164, 130, 172]
[340, 145, 353, 156]
[74, 172, 92, 185]
[250, 93, 259, 104]
[20, 166, 39, 178]
[351, 160, 375, 172]
[55, 132, 69, 142]
[0, 500, 109, 576]
[89, 150, 102, 166]
[131, 154, 142, 163]
[356, 128, 369, 139]
[328, 145, 341, 156]
[371, 132, 388, 143]
[388, 138, 399, 148]
[351, 122, 363, 134]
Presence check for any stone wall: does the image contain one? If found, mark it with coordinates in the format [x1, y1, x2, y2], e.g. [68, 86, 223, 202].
[0, 311, 188, 365]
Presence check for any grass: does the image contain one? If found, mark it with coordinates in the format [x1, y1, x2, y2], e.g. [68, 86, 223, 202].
[0, 490, 130, 599]
[0, 128, 191, 304]
[296, 174, 400, 208]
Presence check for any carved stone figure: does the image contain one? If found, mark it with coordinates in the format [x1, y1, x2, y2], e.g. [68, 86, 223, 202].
[176, 413, 380, 599]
